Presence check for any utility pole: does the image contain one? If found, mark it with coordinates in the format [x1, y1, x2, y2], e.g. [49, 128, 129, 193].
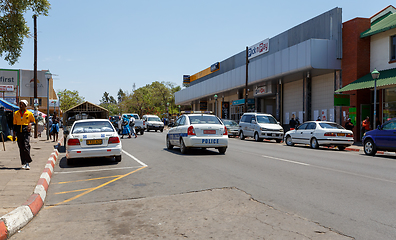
[33, 15, 38, 138]
[245, 46, 249, 113]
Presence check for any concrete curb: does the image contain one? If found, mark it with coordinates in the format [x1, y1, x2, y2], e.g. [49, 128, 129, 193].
[0, 143, 60, 240]
[345, 147, 396, 156]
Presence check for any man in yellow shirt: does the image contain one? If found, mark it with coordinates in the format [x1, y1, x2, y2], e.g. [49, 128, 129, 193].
[13, 100, 35, 170]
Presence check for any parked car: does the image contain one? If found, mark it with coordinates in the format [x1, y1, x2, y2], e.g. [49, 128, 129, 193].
[166, 113, 228, 154]
[238, 113, 284, 142]
[65, 119, 122, 165]
[142, 114, 164, 132]
[122, 113, 145, 135]
[284, 121, 354, 150]
[362, 117, 396, 156]
[109, 115, 121, 133]
[221, 119, 239, 137]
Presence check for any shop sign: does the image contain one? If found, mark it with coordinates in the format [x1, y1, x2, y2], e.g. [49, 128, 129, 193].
[0, 85, 14, 91]
[254, 85, 272, 97]
[334, 94, 350, 106]
[248, 38, 269, 60]
[232, 98, 255, 106]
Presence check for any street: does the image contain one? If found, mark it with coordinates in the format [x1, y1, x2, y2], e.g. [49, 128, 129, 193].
[10, 130, 396, 240]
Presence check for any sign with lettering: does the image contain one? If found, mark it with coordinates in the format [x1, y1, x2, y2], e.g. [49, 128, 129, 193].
[248, 38, 269, 60]
[0, 85, 14, 91]
[0, 69, 18, 86]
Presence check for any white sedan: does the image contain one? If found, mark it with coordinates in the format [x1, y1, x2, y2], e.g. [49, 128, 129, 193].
[284, 121, 354, 150]
[166, 113, 228, 154]
[66, 119, 122, 165]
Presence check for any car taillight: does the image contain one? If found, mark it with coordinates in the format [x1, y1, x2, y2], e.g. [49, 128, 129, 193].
[68, 138, 80, 146]
[187, 126, 196, 135]
[108, 136, 120, 144]
[324, 132, 336, 137]
[346, 133, 353, 138]
[223, 126, 228, 135]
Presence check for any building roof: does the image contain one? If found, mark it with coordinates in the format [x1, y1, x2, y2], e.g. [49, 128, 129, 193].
[361, 5, 396, 38]
[335, 68, 396, 92]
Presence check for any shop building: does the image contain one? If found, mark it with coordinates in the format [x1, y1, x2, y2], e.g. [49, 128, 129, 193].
[336, 5, 396, 141]
[175, 8, 342, 129]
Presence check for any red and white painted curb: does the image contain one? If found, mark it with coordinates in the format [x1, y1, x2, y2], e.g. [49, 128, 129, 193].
[0, 147, 60, 240]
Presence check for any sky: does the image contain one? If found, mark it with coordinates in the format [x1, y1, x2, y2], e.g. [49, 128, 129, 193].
[0, 1, 393, 104]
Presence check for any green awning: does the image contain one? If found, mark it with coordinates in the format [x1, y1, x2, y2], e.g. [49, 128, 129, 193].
[361, 11, 396, 38]
[335, 68, 396, 92]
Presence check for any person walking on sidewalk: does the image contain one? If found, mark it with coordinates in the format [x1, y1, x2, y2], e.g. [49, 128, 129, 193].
[51, 112, 60, 142]
[13, 100, 35, 170]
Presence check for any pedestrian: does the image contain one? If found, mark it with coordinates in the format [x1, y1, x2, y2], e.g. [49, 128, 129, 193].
[51, 111, 60, 142]
[361, 116, 370, 139]
[13, 100, 35, 170]
[37, 113, 45, 137]
[345, 118, 354, 131]
[121, 116, 132, 138]
[289, 114, 297, 130]
[129, 115, 137, 138]
[48, 116, 53, 140]
[118, 115, 123, 135]
[375, 116, 382, 128]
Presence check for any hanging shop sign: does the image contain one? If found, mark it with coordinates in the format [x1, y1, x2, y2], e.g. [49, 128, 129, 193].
[0, 85, 14, 91]
[248, 38, 269, 60]
[254, 84, 272, 97]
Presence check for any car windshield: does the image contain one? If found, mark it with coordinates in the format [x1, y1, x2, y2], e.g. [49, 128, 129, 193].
[148, 117, 161, 122]
[319, 122, 345, 129]
[223, 120, 238, 127]
[188, 115, 221, 125]
[72, 121, 115, 133]
[256, 115, 277, 124]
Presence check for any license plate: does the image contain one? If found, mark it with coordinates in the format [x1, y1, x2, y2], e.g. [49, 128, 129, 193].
[86, 139, 102, 145]
[204, 130, 216, 134]
[337, 133, 345, 137]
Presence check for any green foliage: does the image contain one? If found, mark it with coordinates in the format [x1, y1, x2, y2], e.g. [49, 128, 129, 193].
[57, 89, 85, 111]
[0, 0, 51, 65]
[100, 91, 119, 115]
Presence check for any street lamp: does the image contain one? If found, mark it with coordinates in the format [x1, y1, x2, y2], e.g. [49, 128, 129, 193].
[214, 94, 218, 116]
[167, 102, 169, 120]
[371, 69, 380, 129]
[45, 70, 51, 140]
[178, 105, 181, 113]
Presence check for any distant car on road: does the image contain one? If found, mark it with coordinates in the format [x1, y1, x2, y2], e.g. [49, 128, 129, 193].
[166, 113, 228, 154]
[142, 114, 164, 132]
[66, 119, 122, 165]
[221, 119, 239, 137]
[284, 121, 354, 150]
[363, 117, 396, 156]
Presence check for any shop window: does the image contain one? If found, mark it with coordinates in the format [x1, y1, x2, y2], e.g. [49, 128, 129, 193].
[391, 35, 396, 61]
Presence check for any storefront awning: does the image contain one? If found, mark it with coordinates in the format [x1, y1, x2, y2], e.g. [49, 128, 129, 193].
[0, 98, 19, 111]
[335, 68, 396, 92]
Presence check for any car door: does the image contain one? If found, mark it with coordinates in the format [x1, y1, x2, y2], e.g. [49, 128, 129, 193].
[169, 116, 183, 145]
[301, 122, 317, 144]
[375, 119, 396, 150]
[292, 122, 308, 144]
[239, 115, 249, 136]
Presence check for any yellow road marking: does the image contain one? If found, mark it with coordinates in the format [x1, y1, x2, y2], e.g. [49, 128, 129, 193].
[46, 166, 147, 209]
[55, 175, 123, 184]
[54, 188, 94, 195]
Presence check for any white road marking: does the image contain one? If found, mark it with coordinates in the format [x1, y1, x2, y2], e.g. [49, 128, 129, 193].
[122, 149, 147, 166]
[262, 155, 310, 166]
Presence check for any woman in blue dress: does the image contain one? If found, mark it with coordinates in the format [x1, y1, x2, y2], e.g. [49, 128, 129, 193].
[121, 116, 132, 138]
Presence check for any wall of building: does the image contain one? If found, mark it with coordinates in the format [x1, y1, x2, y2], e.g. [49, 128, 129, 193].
[370, 28, 396, 71]
[311, 73, 335, 121]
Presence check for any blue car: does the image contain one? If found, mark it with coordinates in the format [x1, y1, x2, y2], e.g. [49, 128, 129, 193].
[363, 118, 396, 156]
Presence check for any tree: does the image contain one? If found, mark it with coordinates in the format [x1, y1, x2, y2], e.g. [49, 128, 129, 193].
[57, 89, 85, 111]
[0, 0, 50, 65]
[117, 89, 125, 103]
[100, 92, 118, 115]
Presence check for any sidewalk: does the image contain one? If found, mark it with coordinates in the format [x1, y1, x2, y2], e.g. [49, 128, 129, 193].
[0, 131, 61, 239]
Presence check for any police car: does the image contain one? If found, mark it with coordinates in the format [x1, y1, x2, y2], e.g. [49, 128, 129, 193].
[166, 112, 228, 154]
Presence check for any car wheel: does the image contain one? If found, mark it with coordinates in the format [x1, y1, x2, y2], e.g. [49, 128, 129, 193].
[239, 131, 245, 140]
[364, 139, 377, 156]
[338, 146, 346, 151]
[140, 130, 144, 135]
[276, 139, 282, 143]
[285, 135, 294, 146]
[254, 132, 262, 142]
[66, 158, 74, 165]
[218, 147, 227, 154]
[160, 129, 163, 132]
[310, 138, 319, 149]
[147, 128, 150, 132]
[166, 136, 173, 150]
[180, 138, 188, 154]
[115, 155, 122, 162]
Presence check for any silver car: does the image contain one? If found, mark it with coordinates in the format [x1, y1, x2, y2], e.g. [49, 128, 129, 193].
[239, 113, 284, 142]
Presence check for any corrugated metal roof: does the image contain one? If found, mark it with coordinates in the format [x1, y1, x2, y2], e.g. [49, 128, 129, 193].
[335, 68, 396, 92]
[361, 11, 396, 38]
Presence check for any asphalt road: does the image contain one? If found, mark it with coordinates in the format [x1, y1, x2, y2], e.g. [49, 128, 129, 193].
[11, 130, 396, 239]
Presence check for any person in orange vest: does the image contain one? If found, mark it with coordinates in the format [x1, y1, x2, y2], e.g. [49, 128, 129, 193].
[13, 100, 36, 170]
[361, 116, 371, 139]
